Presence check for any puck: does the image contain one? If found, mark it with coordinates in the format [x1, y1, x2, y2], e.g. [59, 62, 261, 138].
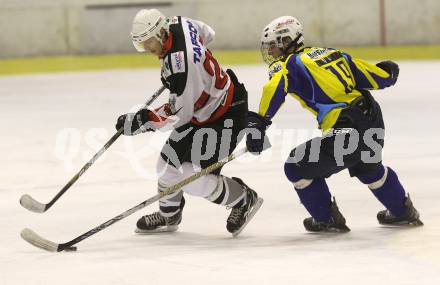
[64, 246, 77, 252]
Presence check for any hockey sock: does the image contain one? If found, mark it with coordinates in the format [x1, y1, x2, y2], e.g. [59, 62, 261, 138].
[158, 182, 184, 218]
[357, 166, 406, 217]
[294, 178, 332, 222]
[205, 176, 246, 208]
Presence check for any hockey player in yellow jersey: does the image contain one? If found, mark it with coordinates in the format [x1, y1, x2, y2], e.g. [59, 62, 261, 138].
[246, 16, 423, 232]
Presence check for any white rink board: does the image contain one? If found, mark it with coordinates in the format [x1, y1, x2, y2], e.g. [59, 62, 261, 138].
[0, 62, 440, 285]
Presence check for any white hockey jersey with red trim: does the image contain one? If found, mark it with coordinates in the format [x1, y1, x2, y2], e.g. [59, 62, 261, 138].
[159, 16, 233, 127]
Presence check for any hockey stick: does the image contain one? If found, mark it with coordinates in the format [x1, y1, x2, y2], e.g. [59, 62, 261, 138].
[21, 147, 248, 252]
[19, 85, 167, 213]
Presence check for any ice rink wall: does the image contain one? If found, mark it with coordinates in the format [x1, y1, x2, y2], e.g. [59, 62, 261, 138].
[1, 0, 439, 58]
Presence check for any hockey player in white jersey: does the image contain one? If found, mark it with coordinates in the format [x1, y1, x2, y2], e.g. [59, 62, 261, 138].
[115, 9, 263, 236]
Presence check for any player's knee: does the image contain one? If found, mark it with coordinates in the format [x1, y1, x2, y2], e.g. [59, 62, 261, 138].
[179, 163, 219, 197]
[284, 161, 302, 183]
[283, 161, 311, 188]
[156, 157, 182, 186]
[285, 160, 318, 189]
[356, 164, 388, 189]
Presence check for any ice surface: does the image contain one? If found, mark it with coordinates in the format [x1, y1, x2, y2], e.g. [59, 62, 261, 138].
[1, 62, 439, 285]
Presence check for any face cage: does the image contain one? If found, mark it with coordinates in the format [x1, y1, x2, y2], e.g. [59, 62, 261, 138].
[260, 41, 284, 66]
[133, 41, 146, 52]
[132, 32, 162, 53]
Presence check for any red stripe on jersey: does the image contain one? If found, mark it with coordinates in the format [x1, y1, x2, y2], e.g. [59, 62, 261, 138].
[160, 32, 173, 59]
[194, 91, 210, 111]
[191, 81, 235, 126]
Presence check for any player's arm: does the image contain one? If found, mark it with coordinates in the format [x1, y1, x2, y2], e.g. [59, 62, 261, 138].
[193, 20, 215, 46]
[258, 69, 288, 120]
[115, 98, 179, 136]
[115, 105, 164, 136]
[246, 65, 287, 154]
[161, 71, 196, 128]
[342, 53, 399, 90]
[145, 103, 174, 128]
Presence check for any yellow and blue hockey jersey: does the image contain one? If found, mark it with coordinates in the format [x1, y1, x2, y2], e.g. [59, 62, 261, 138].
[258, 47, 396, 131]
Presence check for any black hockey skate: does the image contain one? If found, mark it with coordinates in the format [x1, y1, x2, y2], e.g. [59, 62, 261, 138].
[303, 198, 351, 233]
[226, 177, 264, 237]
[377, 194, 423, 226]
[135, 197, 185, 234]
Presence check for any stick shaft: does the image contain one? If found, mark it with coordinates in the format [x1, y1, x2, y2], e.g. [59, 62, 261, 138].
[59, 147, 247, 250]
[43, 85, 166, 211]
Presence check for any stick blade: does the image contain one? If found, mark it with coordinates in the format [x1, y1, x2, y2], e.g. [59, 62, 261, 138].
[19, 194, 47, 213]
[21, 228, 59, 252]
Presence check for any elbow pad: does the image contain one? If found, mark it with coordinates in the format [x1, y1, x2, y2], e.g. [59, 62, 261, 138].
[376, 60, 399, 85]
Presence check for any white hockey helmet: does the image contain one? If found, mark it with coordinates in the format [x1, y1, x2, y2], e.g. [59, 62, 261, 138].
[131, 9, 168, 52]
[260, 16, 304, 65]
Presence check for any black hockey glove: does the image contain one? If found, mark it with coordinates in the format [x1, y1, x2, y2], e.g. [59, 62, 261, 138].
[246, 111, 272, 155]
[115, 109, 155, 136]
[376, 60, 399, 86]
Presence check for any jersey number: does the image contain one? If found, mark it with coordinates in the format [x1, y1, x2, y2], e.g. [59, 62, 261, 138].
[204, 50, 229, 89]
[325, 61, 354, 93]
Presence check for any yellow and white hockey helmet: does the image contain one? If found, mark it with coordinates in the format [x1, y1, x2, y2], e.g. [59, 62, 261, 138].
[260, 16, 304, 65]
[131, 9, 168, 52]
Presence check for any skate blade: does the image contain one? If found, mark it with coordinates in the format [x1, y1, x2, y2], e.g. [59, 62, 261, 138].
[379, 219, 424, 227]
[315, 227, 350, 234]
[135, 225, 178, 234]
[410, 219, 424, 226]
[331, 226, 350, 233]
[305, 225, 351, 234]
[232, 198, 264, 238]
